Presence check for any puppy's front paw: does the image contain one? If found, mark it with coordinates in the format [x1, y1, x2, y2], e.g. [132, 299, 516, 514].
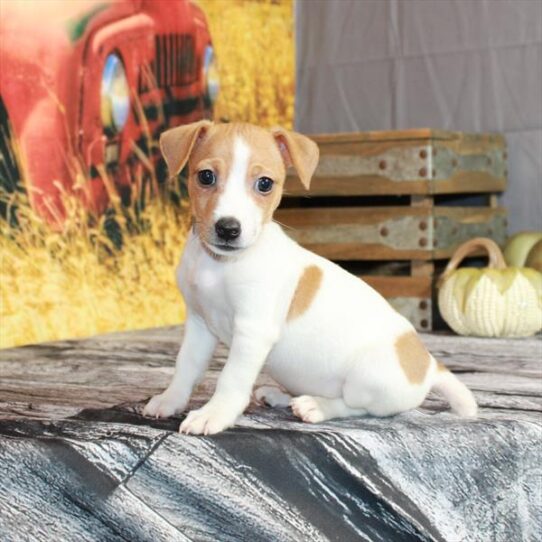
[143, 392, 186, 419]
[179, 404, 238, 435]
[290, 395, 326, 424]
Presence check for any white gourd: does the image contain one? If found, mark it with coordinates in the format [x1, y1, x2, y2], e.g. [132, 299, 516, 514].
[438, 238, 542, 338]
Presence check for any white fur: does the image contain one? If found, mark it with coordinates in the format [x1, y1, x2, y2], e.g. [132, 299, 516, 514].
[211, 137, 261, 252]
[254, 385, 291, 408]
[144, 138, 477, 435]
[432, 369, 477, 417]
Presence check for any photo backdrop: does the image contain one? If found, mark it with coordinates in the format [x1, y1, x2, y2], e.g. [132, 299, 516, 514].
[0, 0, 294, 348]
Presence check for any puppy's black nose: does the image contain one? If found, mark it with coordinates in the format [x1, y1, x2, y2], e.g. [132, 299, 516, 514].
[215, 217, 241, 241]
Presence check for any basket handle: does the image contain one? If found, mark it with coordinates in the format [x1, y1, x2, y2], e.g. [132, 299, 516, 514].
[438, 237, 507, 287]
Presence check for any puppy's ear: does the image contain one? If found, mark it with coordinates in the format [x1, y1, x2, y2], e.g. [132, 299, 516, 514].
[160, 120, 213, 176]
[271, 127, 319, 190]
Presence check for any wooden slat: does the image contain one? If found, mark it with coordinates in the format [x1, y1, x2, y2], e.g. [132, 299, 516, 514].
[281, 130, 506, 197]
[361, 276, 432, 298]
[433, 205, 506, 220]
[305, 138, 427, 157]
[276, 206, 429, 226]
[302, 243, 432, 261]
[284, 172, 505, 197]
[310, 128, 436, 144]
[309, 129, 505, 146]
[275, 206, 507, 261]
[431, 174, 506, 195]
[284, 175, 431, 197]
[435, 134, 507, 155]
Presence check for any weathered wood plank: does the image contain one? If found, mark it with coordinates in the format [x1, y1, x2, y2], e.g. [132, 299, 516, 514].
[285, 175, 506, 197]
[0, 326, 540, 421]
[275, 206, 506, 260]
[420, 332, 542, 376]
[361, 276, 432, 298]
[284, 175, 431, 196]
[0, 401, 82, 420]
[282, 129, 506, 197]
[308, 128, 505, 145]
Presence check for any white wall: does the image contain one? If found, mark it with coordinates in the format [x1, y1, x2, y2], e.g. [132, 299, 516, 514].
[295, 0, 542, 233]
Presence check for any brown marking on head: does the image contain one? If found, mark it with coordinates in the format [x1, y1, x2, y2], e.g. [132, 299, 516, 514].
[394, 331, 431, 384]
[246, 157, 285, 224]
[160, 122, 319, 250]
[271, 126, 320, 190]
[230, 124, 287, 224]
[160, 119, 213, 177]
[188, 123, 287, 241]
[287, 265, 323, 321]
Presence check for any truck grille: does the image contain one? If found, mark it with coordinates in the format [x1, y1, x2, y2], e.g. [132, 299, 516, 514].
[152, 33, 197, 88]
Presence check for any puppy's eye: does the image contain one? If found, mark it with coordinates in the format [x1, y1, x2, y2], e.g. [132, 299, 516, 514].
[255, 177, 274, 194]
[198, 169, 216, 186]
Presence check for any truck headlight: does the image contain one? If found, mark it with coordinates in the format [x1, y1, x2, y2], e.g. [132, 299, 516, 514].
[100, 53, 130, 133]
[203, 45, 219, 107]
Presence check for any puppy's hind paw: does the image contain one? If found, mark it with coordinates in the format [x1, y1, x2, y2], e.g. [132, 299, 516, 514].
[254, 386, 292, 408]
[290, 395, 326, 424]
[143, 392, 185, 419]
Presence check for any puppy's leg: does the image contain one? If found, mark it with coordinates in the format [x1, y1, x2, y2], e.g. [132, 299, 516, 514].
[180, 325, 276, 435]
[144, 313, 217, 418]
[290, 395, 367, 424]
[254, 386, 292, 408]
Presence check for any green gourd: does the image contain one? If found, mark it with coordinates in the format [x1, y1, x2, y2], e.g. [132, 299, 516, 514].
[503, 231, 542, 271]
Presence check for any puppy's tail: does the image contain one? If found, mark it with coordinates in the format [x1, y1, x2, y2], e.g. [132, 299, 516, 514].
[431, 361, 477, 417]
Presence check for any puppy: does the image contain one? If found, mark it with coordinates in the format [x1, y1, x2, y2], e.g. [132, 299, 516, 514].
[143, 121, 477, 435]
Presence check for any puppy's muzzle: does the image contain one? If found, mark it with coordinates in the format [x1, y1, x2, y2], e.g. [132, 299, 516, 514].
[215, 217, 241, 242]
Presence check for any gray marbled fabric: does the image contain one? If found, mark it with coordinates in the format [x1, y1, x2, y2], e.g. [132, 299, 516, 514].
[1, 404, 540, 541]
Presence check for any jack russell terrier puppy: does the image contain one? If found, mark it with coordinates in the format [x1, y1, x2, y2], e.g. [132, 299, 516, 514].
[143, 121, 477, 435]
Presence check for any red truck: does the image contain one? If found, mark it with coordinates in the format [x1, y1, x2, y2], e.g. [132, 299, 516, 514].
[0, 0, 218, 224]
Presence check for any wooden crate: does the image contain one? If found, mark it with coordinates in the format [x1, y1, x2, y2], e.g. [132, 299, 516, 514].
[277, 129, 507, 331]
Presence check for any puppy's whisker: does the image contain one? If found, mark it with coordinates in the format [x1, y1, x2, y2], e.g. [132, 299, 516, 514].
[272, 219, 295, 232]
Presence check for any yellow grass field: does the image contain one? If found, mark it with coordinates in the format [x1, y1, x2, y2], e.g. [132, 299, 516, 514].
[0, 0, 294, 348]
[198, 0, 295, 128]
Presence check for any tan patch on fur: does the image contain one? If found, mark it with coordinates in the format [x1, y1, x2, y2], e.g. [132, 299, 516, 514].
[243, 129, 286, 223]
[250, 176, 284, 223]
[395, 331, 431, 384]
[437, 361, 448, 373]
[287, 265, 323, 321]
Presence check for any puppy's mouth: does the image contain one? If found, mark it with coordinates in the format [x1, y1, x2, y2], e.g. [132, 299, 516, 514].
[203, 239, 245, 256]
[210, 243, 241, 252]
